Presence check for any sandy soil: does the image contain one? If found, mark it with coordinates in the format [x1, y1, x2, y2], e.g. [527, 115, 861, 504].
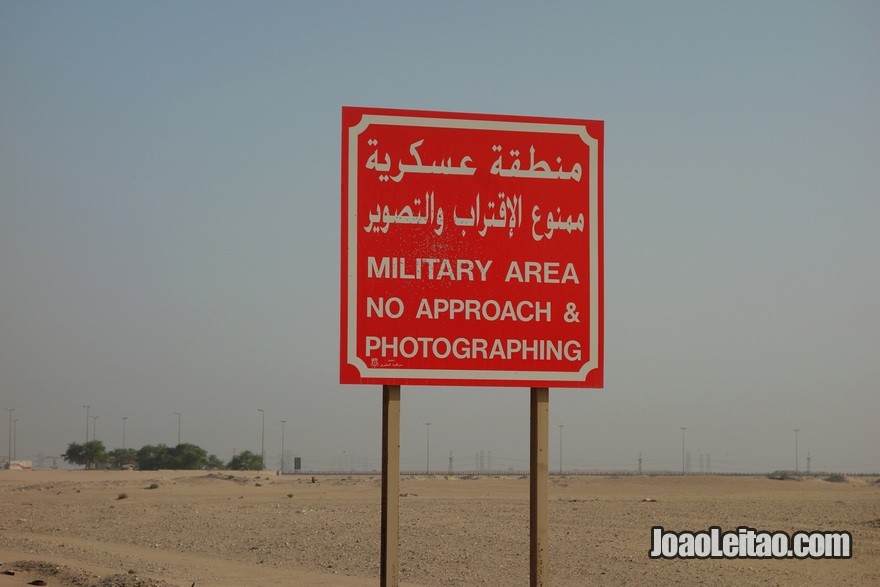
[1, 470, 878, 586]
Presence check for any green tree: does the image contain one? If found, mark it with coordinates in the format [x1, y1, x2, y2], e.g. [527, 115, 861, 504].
[135, 443, 217, 470]
[136, 444, 171, 470]
[63, 440, 108, 470]
[107, 448, 137, 469]
[167, 443, 208, 469]
[205, 454, 226, 470]
[228, 450, 262, 471]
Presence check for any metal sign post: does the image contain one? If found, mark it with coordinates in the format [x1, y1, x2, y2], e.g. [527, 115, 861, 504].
[381, 385, 400, 587]
[530, 387, 549, 586]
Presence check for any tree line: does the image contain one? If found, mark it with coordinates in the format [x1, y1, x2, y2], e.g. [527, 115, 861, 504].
[62, 440, 264, 471]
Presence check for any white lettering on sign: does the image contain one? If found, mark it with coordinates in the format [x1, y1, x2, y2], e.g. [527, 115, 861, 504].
[415, 298, 551, 322]
[367, 257, 492, 281]
[364, 139, 582, 183]
[364, 336, 582, 362]
[366, 297, 404, 319]
[504, 261, 579, 284]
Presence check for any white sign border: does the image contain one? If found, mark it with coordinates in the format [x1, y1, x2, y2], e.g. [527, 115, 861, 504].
[346, 113, 600, 383]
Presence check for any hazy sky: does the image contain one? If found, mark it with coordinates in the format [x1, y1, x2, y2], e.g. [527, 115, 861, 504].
[2, 1, 878, 473]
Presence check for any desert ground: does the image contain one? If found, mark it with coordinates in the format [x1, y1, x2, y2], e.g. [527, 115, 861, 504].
[1, 470, 878, 586]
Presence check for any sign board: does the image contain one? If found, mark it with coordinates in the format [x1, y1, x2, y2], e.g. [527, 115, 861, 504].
[340, 107, 603, 388]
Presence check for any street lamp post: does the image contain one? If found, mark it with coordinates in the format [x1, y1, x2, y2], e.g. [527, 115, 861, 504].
[281, 420, 286, 474]
[794, 429, 800, 475]
[174, 412, 181, 445]
[258, 409, 265, 470]
[558, 424, 564, 475]
[681, 427, 687, 475]
[122, 417, 128, 450]
[12, 419, 19, 461]
[82, 405, 90, 442]
[91, 415, 99, 442]
[425, 422, 431, 475]
[3, 408, 13, 466]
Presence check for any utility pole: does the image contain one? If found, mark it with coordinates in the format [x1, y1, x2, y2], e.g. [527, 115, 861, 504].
[258, 409, 265, 470]
[281, 420, 286, 474]
[12, 419, 18, 460]
[91, 415, 99, 442]
[122, 417, 128, 449]
[174, 412, 181, 445]
[680, 427, 686, 475]
[82, 405, 90, 442]
[794, 429, 800, 475]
